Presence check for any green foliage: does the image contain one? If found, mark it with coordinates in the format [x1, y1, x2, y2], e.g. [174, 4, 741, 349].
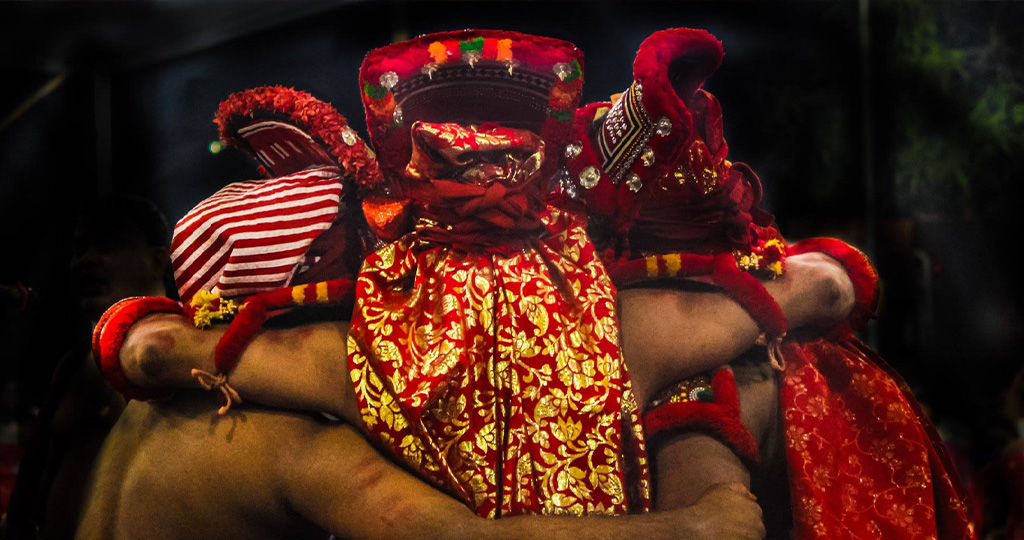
[885, 2, 1024, 217]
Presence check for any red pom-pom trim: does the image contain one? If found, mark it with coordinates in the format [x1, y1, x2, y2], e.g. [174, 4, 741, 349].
[93, 296, 183, 401]
[644, 368, 760, 464]
[710, 252, 787, 340]
[215, 86, 383, 192]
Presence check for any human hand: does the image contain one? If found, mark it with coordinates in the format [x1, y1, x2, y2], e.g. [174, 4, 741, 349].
[669, 483, 765, 540]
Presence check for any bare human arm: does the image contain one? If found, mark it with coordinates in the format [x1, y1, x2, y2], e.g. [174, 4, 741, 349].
[651, 360, 780, 512]
[283, 417, 765, 540]
[117, 252, 851, 423]
[79, 395, 764, 540]
[120, 317, 358, 422]
[616, 251, 852, 406]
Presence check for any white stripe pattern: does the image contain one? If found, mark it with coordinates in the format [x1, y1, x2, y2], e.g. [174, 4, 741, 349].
[171, 166, 343, 302]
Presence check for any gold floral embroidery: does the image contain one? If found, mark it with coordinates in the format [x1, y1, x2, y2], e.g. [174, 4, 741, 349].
[348, 208, 649, 517]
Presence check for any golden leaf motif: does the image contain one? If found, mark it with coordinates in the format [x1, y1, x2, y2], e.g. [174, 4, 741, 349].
[377, 243, 396, 267]
[526, 299, 549, 334]
[348, 209, 649, 517]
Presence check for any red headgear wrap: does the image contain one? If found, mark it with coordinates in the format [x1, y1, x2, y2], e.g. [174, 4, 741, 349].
[358, 30, 584, 240]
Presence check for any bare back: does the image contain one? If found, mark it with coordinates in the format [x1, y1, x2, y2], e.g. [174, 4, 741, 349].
[80, 397, 326, 539]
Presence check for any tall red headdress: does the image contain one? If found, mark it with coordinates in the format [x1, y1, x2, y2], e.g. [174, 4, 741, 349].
[348, 30, 650, 518]
[569, 28, 975, 539]
[358, 29, 584, 240]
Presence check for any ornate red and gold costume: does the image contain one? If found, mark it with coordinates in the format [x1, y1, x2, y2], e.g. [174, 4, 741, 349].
[349, 31, 648, 518]
[567, 27, 976, 539]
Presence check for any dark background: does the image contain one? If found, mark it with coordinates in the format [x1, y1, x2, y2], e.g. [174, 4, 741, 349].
[1, 0, 1022, 516]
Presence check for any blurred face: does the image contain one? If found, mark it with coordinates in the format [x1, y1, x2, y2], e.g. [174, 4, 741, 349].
[69, 218, 166, 321]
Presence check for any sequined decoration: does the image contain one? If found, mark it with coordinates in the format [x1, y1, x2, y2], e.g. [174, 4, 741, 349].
[597, 82, 654, 184]
[557, 167, 581, 201]
[625, 173, 643, 193]
[672, 140, 719, 195]
[579, 166, 601, 189]
[379, 71, 399, 90]
[341, 128, 358, 146]
[647, 374, 713, 409]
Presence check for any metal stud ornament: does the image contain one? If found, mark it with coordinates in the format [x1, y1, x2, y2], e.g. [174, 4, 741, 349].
[564, 143, 582, 159]
[626, 173, 643, 193]
[641, 146, 655, 167]
[421, 63, 439, 79]
[655, 117, 672, 137]
[579, 166, 601, 189]
[379, 71, 399, 90]
[341, 128, 358, 146]
[553, 63, 572, 82]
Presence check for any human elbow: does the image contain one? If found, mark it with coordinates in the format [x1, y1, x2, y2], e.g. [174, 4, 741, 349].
[120, 322, 177, 384]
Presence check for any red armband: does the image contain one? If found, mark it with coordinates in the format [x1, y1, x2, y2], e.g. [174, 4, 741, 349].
[644, 368, 759, 464]
[92, 296, 183, 401]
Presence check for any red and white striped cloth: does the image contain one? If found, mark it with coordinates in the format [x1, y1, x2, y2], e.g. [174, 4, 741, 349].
[171, 166, 344, 303]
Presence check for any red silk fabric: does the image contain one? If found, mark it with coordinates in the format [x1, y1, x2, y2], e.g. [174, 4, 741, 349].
[781, 337, 976, 540]
[348, 122, 649, 518]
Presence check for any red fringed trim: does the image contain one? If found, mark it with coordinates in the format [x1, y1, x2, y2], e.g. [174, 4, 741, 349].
[788, 238, 880, 337]
[93, 296, 182, 402]
[215, 86, 383, 191]
[644, 369, 760, 464]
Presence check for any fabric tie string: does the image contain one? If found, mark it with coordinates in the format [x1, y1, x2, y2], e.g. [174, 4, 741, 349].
[191, 368, 243, 416]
